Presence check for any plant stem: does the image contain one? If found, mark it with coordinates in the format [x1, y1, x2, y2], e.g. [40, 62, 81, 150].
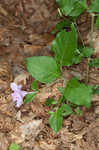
[86, 57, 91, 83]
[75, 22, 84, 47]
[90, 13, 95, 47]
[86, 13, 95, 83]
[91, 0, 93, 3]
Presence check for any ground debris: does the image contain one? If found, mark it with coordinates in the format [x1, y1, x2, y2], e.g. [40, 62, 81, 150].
[0, 0, 99, 149]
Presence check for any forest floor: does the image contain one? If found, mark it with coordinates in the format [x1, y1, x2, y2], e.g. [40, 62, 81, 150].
[0, 0, 99, 150]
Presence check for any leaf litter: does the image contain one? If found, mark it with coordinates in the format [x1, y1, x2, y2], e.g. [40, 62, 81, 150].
[0, 0, 99, 150]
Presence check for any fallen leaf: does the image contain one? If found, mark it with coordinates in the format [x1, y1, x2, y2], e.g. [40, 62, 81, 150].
[10, 119, 43, 143]
[14, 72, 30, 85]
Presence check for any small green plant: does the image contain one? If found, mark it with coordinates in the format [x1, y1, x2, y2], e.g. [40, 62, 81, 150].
[25, 0, 99, 132]
[89, 58, 99, 68]
[8, 143, 20, 150]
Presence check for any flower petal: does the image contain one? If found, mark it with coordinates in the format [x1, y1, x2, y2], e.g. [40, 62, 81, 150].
[10, 82, 19, 91]
[17, 85, 22, 90]
[16, 99, 23, 107]
[21, 91, 28, 97]
[10, 82, 28, 107]
[11, 92, 23, 102]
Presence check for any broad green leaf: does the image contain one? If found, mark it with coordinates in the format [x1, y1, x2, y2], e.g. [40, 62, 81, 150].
[89, 58, 99, 68]
[49, 109, 63, 133]
[52, 20, 71, 34]
[56, 0, 74, 15]
[46, 98, 56, 106]
[25, 56, 60, 83]
[31, 80, 38, 91]
[96, 16, 99, 29]
[52, 24, 77, 66]
[9, 143, 20, 150]
[81, 47, 94, 57]
[56, 0, 88, 17]
[89, 0, 99, 12]
[69, 0, 88, 17]
[24, 92, 37, 103]
[59, 104, 73, 116]
[64, 78, 92, 108]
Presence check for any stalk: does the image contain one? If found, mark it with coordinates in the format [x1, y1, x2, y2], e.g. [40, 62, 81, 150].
[86, 13, 95, 83]
[90, 13, 95, 47]
[75, 22, 84, 47]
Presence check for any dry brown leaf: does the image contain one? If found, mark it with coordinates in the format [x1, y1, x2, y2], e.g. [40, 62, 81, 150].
[0, 5, 8, 16]
[14, 72, 30, 85]
[24, 44, 42, 56]
[9, 119, 43, 143]
[0, 133, 9, 150]
[36, 81, 63, 103]
[39, 141, 57, 150]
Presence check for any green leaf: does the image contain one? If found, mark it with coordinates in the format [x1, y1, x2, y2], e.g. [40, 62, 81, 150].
[69, 0, 88, 17]
[56, 0, 88, 17]
[89, 0, 99, 13]
[81, 47, 94, 57]
[93, 88, 99, 95]
[96, 16, 99, 29]
[46, 98, 56, 106]
[52, 24, 77, 66]
[25, 56, 60, 83]
[72, 53, 83, 64]
[49, 109, 63, 133]
[9, 143, 20, 150]
[58, 87, 65, 95]
[49, 104, 72, 132]
[24, 92, 37, 104]
[73, 47, 94, 64]
[52, 19, 71, 34]
[92, 85, 99, 95]
[58, 95, 65, 104]
[88, 58, 99, 68]
[31, 80, 38, 91]
[59, 104, 73, 116]
[64, 78, 92, 108]
[58, 87, 66, 104]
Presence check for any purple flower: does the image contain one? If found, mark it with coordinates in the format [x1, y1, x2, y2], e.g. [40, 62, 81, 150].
[10, 82, 28, 107]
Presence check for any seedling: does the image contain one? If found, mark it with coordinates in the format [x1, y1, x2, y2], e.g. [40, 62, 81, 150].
[9, 143, 20, 150]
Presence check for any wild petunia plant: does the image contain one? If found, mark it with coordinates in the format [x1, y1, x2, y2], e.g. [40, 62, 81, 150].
[25, 0, 99, 132]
